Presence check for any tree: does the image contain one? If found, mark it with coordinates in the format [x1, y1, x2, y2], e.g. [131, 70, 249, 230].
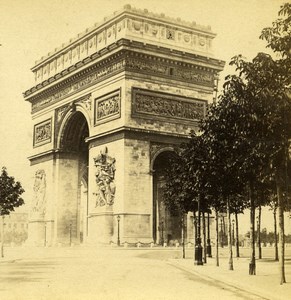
[163, 151, 194, 258]
[259, 3, 291, 284]
[0, 167, 25, 257]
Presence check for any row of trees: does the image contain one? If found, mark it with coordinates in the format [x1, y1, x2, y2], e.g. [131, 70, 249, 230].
[163, 3, 290, 284]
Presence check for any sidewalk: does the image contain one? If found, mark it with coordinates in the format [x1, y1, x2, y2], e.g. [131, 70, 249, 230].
[171, 254, 291, 300]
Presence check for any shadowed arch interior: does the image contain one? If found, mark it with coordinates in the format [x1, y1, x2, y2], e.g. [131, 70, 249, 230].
[58, 111, 89, 244]
[60, 111, 89, 153]
[152, 150, 182, 245]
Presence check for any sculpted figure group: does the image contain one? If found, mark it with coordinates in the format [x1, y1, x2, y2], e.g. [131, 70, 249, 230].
[93, 147, 116, 207]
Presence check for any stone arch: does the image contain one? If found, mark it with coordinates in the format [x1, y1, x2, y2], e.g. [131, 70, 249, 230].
[151, 148, 182, 245]
[55, 108, 90, 245]
[57, 107, 90, 151]
[150, 146, 176, 173]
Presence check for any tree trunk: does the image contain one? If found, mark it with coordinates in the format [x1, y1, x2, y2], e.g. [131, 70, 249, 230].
[202, 212, 207, 264]
[227, 198, 234, 270]
[249, 181, 256, 275]
[222, 216, 226, 246]
[276, 177, 286, 284]
[215, 209, 219, 267]
[235, 212, 240, 258]
[220, 217, 224, 248]
[181, 214, 185, 259]
[274, 206, 279, 261]
[257, 205, 262, 259]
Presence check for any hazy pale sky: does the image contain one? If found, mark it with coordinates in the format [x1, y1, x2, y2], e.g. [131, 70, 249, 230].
[0, 0, 289, 232]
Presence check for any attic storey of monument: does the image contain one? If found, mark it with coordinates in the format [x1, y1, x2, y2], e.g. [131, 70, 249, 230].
[23, 5, 224, 246]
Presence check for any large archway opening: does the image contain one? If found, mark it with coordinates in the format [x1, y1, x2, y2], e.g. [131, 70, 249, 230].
[152, 150, 182, 245]
[59, 111, 89, 244]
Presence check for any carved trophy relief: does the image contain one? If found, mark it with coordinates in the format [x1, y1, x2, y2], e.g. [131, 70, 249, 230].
[78, 94, 92, 112]
[56, 105, 70, 123]
[93, 147, 116, 207]
[34, 119, 52, 146]
[31, 169, 46, 217]
[95, 90, 121, 124]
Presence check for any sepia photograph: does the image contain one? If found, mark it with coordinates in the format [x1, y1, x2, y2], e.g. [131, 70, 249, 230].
[0, 0, 290, 299]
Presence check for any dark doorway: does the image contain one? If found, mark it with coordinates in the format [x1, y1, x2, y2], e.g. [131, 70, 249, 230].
[153, 151, 182, 245]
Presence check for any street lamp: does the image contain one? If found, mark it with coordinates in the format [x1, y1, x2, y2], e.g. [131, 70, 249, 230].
[1, 215, 4, 258]
[213, 76, 219, 104]
[206, 212, 212, 257]
[44, 221, 47, 247]
[193, 214, 197, 246]
[194, 195, 203, 265]
[117, 215, 120, 246]
[69, 223, 72, 247]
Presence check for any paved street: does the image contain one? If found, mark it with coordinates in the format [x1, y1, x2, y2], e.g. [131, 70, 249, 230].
[0, 246, 274, 300]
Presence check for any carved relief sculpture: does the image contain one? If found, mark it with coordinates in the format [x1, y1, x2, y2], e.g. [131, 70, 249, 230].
[132, 88, 206, 123]
[93, 147, 116, 207]
[34, 119, 52, 146]
[95, 89, 121, 124]
[79, 94, 92, 111]
[31, 169, 46, 217]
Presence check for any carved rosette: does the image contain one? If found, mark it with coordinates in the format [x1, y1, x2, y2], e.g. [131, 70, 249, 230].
[93, 147, 116, 207]
[31, 169, 46, 218]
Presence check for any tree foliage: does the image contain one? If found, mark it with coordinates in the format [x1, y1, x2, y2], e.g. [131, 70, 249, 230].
[162, 2, 290, 282]
[0, 167, 25, 215]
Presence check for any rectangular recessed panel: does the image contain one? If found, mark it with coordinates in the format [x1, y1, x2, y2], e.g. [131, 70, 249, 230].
[132, 88, 206, 124]
[33, 118, 52, 147]
[94, 89, 121, 125]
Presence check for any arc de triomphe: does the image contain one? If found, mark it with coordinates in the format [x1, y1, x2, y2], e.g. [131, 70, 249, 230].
[24, 5, 224, 246]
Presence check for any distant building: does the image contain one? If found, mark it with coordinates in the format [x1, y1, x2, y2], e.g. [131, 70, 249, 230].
[3, 213, 28, 245]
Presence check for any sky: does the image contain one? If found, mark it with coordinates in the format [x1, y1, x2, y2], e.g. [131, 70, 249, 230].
[0, 0, 289, 233]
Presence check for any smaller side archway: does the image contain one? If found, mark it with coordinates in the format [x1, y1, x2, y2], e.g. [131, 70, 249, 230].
[152, 149, 182, 245]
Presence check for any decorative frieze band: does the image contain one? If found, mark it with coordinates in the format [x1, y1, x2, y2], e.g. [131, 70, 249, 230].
[33, 119, 52, 147]
[132, 88, 206, 123]
[31, 59, 125, 113]
[126, 57, 213, 85]
[30, 50, 216, 113]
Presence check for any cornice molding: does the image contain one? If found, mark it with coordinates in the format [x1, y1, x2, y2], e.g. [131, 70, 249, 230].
[24, 39, 224, 99]
[31, 5, 216, 82]
[87, 126, 190, 149]
[29, 126, 190, 164]
[24, 41, 224, 114]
